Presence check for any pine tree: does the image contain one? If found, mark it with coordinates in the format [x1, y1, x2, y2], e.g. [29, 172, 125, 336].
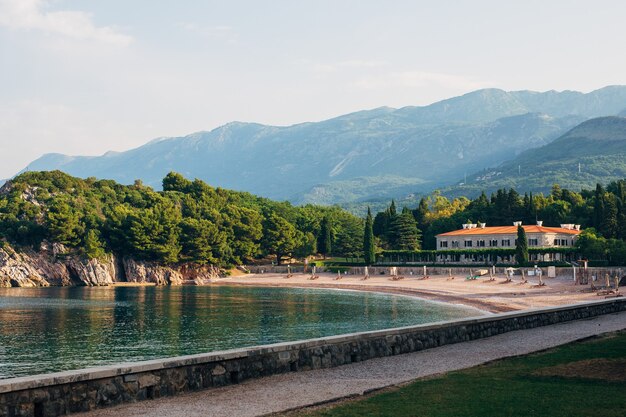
[388, 208, 421, 250]
[363, 207, 375, 265]
[84, 229, 106, 260]
[318, 216, 332, 259]
[261, 213, 299, 265]
[516, 225, 529, 266]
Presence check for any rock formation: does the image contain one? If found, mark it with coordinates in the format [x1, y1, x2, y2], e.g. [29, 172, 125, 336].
[0, 242, 222, 287]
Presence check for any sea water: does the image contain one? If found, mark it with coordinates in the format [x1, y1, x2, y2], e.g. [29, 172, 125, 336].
[0, 286, 483, 378]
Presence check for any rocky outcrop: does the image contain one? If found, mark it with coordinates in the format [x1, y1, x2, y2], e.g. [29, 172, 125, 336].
[0, 242, 223, 287]
[123, 259, 183, 286]
[0, 245, 49, 287]
[67, 256, 118, 286]
[123, 260, 221, 285]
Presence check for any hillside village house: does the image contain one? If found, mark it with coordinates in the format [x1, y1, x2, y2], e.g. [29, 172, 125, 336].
[435, 221, 581, 264]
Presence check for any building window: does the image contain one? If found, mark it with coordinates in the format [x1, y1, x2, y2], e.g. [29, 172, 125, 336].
[489, 239, 498, 247]
[452, 241, 459, 248]
[477, 240, 485, 247]
[464, 240, 473, 247]
[439, 241, 448, 248]
[501, 239, 511, 247]
[528, 238, 538, 246]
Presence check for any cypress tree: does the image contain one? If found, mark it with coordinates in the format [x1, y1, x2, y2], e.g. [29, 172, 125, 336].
[412, 197, 429, 232]
[363, 207, 375, 265]
[389, 199, 397, 216]
[601, 195, 619, 238]
[516, 225, 529, 266]
[383, 201, 398, 246]
[594, 183, 605, 229]
[318, 216, 332, 259]
[372, 211, 388, 237]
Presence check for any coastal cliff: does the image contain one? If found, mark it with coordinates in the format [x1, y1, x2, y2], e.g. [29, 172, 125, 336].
[0, 242, 221, 287]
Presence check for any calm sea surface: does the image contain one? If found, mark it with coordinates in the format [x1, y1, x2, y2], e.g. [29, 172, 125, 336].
[0, 286, 483, 379]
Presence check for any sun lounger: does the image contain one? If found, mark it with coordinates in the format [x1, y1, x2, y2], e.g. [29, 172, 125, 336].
[389, 275, 405, 281]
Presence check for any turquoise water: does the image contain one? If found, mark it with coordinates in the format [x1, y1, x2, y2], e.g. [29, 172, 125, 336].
[0, 286, 483, 379]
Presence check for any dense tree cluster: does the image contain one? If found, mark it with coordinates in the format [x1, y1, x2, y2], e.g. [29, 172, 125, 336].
[5, 171, 626, 266]
[372, 200, 422, 251]
[370, 180, 626, 264]
[0, 171, 364, 266]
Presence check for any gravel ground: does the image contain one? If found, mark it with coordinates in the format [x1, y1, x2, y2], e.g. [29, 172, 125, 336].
[78, 311, 626, 417]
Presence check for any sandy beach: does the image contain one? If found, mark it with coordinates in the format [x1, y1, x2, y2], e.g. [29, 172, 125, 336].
[215, 271, 617, 313]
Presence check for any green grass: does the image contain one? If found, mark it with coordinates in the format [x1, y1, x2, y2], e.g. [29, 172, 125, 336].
[299, 332, 626, 417]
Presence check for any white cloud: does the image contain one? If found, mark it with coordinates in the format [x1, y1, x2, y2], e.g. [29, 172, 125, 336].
[0, 0, 132, 45]
[354, 71, 487, 91]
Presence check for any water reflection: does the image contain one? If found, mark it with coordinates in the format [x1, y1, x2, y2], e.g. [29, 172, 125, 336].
[0, 286, 482, 378]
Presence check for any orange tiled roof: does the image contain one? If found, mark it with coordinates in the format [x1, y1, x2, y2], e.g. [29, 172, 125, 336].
[436, 225, 581, 237]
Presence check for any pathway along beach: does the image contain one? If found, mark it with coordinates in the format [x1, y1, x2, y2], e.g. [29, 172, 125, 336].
[73, 272, 625, 417]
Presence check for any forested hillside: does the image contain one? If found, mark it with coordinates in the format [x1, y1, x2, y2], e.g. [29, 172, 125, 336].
[0, 171, 364, 266]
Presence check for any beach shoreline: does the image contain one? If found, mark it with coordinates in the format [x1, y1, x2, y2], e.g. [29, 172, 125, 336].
[214, 272, 611, 314]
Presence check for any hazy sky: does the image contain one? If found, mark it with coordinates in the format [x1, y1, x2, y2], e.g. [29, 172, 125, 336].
[1, 0, 626, 178]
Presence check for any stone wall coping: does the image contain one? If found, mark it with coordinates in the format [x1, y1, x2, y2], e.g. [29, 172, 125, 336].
[0, 297, 623, 394]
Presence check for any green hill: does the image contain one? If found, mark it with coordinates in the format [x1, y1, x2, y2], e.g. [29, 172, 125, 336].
[0, 171, 364, 266]
[446, 116, 626, 197]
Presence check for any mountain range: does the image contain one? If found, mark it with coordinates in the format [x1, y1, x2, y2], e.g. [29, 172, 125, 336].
[20, 86, 626, 205]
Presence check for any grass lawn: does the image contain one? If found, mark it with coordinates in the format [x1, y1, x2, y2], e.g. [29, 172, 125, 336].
[297, 331, 626, 417]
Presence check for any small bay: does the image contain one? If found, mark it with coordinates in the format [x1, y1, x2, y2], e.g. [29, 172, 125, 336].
[0, 286, 483, 379]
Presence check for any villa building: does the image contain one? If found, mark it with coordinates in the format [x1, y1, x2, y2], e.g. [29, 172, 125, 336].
[435, 221, 582, 264]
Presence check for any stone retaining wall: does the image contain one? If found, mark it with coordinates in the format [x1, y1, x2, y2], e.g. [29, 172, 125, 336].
[1, 299, 625, 417]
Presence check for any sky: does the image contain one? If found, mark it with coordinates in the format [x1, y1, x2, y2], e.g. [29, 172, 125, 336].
[1, 0, 626, 178]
